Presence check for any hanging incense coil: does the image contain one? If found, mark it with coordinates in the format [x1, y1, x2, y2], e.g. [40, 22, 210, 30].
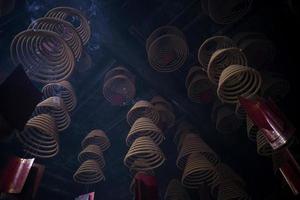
[198, 36, 235, 69]
[124, 136, 165, 170]
[177, 133, 219, 170]
[129, 159, 155, 176]
[164, 179, 191, 200]
[16, 114, 59, 158]
[127, 117, 164, 146]
[81, 130, 110, 152]
[28, 17, 83, 59]
[217, 181, 250, 200]
[233, 32, 276, 68]
[34, 97, 71, 132]
[146, 26, 188, 72]
[207, 0, 253, 25]
[127, 100, 160, 126]
[42, 80, 77, 112]
[73, 160, 105, 184]
[256, 131, 274, 156]
[103, 67, 136, 106]
[217, 65, 262, 104]
[10, 30, 75, 83]
[45, 7, 91, 45]
[181, 153, 218, 188]
[0, 0, 15, 17]
[246, 116, 257, 142]
[185, 66, 214, 103]
[150, 96, 175, 129]
[208, 48, 247, 85]
[78, 144, 105, 169]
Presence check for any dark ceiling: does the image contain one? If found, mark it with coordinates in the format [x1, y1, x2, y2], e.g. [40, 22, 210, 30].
[0, 0, 299, 200]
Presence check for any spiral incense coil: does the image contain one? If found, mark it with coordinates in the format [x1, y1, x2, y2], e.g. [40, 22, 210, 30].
[28, 17, 83, 59]
[103, 67, 135, 106]
[181, 153, 218, 188]
[124, 136, 165, 170]
[217, 181, 250, 200]
[78, 144, 105, 169]
[127, 117, 164, 146]
[16, 114, 59, 158]
[10, 30, 75, 83]
[208, 0, 253, 25]
[217, 65, 262, 104]
[185, 66, 214, 103]
[35, 97, 71, 132]
[246, 116, 257, 141]
[208, 48, 247, 85]
[164, 179, 191, 200]
[129, 159, 155, 176]
[127, 100, 160, 126]
[216, 105, 241, 134]
[151, 96, 175, 129]
[198, 36, 235, 69]
[256, 131, 274, 156]
[81, 130, 110, 152]
[46, 7, 91, 45]
[42, 80, 77, 112]
[146, 26, 188, 72]
[177, 133, 219, 170]
[73, 160, 105, 184]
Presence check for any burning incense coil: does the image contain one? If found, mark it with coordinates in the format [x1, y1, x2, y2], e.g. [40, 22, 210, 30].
[181, 154, 218, 188]
[198, 36, 235, 69]
[246, 116, 257, 142]
[217, 181, 250, 200]
[42, 80, 77, 112]
[208, 0, 253, 24]
[150, 96, 175, 129]
[78, 144, 105, 169]
[146, 26, 188, 72]
[45, 7, 91, 45]
[103, 67, 136, 106]
[127, 117, 164, 146]
[177, 133, 219, 170]
[124, 136, 165, 170]
[10, 30, 75, 83]
[16, 114, 59, 158]
[127, 100, 160, 126]
[208, 48, 247, 85]
[28, 17, 83, 59]
[256, 131, 274, 156]
[217, 65, 262, 104]
[73, 160, 105, 184]
[164, 179, 191, 200]
[81, 130, 110, 152]
[34, 97, 71, 132]
[185, 66, 214, 103]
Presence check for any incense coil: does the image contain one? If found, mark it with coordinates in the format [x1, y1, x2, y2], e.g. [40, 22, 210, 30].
[185, 66, 213, 103]
[146, 26, 188, 72]
[28, 17, 83, 59]
[256, 131, 274, 156]
[127, 100, 160, 126]
[164, 179, 191, 200]
[246, 116, 257, 141]
[81, 130, 110, 152]
[233, 32, 275, 68]
[198, 36, 235, 69]
[181, 154, 218, 188]
[73, 160, 105, 184]
[151, 96, 175, 129]
[129, 159, 155, 176]
[45, 7, 91, 45]
[217, 181, 250, 200]
[208, 0, 253, 24]
[177, 133, 219, 170]
[127, 117, 164, 146]
[16, 114, 59, 158]
[217, 65, 262, 104]
[208, 48, 247, 85]
[103, 67, 135, 106]
[10, 30, 75, 83]
[42, 80, 77, 112]
[34, 97, 71, 132]
[124, 136, 165, 170]
[78, 144, 105, 169]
